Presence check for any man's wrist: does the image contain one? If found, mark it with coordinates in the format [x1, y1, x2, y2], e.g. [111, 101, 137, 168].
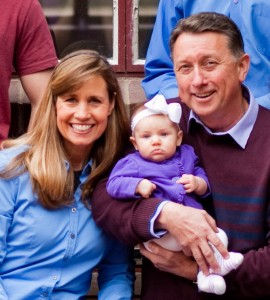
[155, 201, 181, 230]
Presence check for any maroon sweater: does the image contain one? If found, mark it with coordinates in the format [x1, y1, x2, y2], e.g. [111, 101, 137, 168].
[92, 103, 270, 299]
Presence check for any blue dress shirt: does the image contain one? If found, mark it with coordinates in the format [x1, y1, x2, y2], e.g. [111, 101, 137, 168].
[0, 146, 134, 300]
[142, 0, 270, 109]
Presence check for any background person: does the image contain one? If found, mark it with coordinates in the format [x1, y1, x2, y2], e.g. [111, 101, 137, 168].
[92, 13, 270, 299]
[142, 0, 270, 109]
[0, 50, 134, 300]
[0, 0, 58, 144]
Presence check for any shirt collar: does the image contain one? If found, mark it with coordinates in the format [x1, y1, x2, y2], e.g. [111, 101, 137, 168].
[64, 159, 92, 177]
[188, 86, 259, 149]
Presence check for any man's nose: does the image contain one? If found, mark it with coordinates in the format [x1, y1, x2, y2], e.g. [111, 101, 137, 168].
[192, 67, 207, 87]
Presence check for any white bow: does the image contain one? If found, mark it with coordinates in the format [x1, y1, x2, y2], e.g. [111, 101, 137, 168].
[145, 94, 182, 123]
[131, 94, 182, 132]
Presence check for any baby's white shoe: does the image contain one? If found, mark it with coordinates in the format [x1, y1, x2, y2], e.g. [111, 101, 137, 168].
[216, 252, 244, 275]
[197, 271, 226, 295]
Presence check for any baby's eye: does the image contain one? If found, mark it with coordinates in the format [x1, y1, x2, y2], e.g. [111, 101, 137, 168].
[142, 134, 150, 139]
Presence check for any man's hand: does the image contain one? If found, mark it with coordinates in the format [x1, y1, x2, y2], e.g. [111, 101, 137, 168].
[156, 202, 229, 274]
[140, 242, 198, 281]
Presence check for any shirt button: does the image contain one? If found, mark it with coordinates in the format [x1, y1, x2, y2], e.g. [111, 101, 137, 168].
[71, 233, 75, 239]
[71, 207, 77, 213]
[52, 275, 57, 280]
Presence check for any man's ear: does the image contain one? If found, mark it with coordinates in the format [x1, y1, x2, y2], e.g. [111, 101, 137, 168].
[176, 129, 183, 146]
[130, 136, 138, 150]
[238, 53, 250, 83]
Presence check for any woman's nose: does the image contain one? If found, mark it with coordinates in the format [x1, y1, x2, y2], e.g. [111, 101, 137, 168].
[74, 104, 91, 119]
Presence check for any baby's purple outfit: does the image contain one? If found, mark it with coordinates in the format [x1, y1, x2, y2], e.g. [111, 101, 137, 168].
[107, 144, 210, 208]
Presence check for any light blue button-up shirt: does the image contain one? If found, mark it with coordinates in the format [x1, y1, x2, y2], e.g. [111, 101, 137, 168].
[142, 0, 270, 109]
[0, 146, 133, 300]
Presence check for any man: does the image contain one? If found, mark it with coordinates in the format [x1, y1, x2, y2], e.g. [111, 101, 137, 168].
[92, 12, 270, 299]
[0, 0, 58, 144]
[142, 0, 270, 109]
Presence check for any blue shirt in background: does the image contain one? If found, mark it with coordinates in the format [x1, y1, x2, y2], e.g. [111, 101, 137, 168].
[142, 0, 270, 109]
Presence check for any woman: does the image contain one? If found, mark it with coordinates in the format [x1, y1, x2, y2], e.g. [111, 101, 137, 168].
[0, 50, 134, 299]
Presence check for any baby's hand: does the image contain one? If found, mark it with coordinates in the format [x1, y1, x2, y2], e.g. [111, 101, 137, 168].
[177, 174, 207, 195]
[177, 174, 199, 193]
[136, 179, 156, 198]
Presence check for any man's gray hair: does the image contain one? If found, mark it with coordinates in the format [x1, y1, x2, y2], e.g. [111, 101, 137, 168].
[170, 12, 245, 59]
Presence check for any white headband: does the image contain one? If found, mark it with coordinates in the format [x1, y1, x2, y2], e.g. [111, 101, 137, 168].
[131, 94, 182, 132]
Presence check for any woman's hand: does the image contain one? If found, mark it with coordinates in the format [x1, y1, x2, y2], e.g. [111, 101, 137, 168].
[140, 242, 198, 281]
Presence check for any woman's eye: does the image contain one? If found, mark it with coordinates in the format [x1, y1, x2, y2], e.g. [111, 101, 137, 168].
[89, 97, 102, 104]
[65, 97, 76, 103]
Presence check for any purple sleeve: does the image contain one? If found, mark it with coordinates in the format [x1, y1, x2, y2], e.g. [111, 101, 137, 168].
[182, 144, 211, 197]
[192, 154, 211, 197]
[106, 156, 143, 199]
[92, 178, 164, 246]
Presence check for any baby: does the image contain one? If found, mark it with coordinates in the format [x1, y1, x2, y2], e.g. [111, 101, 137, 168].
[107, 94, 243, 295]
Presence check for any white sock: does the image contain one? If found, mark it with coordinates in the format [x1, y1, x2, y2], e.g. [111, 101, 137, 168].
[215, 252, 244, 276]
[213, 228, 244, 275]
[197, 271, 226, 295]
